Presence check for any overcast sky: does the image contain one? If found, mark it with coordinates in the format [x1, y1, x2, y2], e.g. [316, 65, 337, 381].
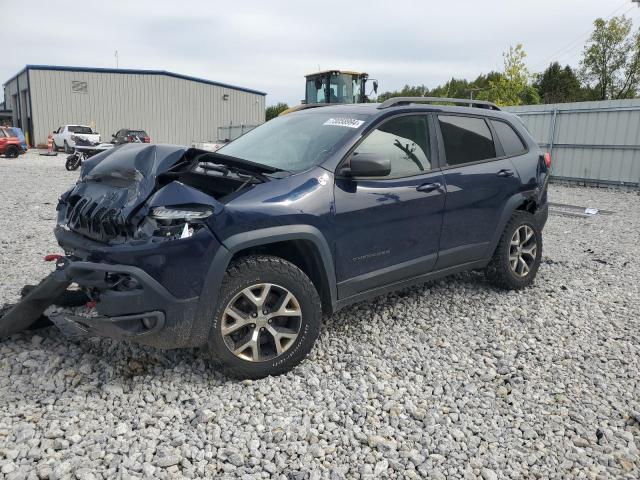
[2, 0, 639, 106]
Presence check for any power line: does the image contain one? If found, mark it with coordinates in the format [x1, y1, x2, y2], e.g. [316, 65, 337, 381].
[533, 1, 634, 71]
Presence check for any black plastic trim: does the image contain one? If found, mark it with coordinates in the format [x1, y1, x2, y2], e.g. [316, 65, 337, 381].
[335, 259, 489, 311]
[337, 253, 437, 298]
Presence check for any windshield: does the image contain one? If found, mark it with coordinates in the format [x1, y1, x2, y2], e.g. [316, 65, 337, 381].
[305, 73, 360, 104]
[217, 112, 367, 172]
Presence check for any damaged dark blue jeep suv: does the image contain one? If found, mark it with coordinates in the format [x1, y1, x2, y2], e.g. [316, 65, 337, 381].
[1, 97, 549, 378]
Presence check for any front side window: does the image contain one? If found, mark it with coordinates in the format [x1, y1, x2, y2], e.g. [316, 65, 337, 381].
[218, 112, 367, 172]
[0, 129, 6, 138]
[353, 115, 431, 178]
[438, 115, 496, 166]
[491, 120, 526, 157]
[306, 79, 326, 103]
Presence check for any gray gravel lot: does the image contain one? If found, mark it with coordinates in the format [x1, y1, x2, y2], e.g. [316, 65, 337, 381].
[1, 152, 639, 479]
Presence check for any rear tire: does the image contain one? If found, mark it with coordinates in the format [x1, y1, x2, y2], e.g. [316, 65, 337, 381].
[485, 211, 542, 290]
[51, 140, 58, 151]
[5, 146, 19, 158]
[205, 255, 322, 379]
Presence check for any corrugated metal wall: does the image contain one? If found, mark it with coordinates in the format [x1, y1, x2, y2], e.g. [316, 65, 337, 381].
[506, 99, 640, 187]
[24, 69, 265, 146]
[3, 70, 31, 137]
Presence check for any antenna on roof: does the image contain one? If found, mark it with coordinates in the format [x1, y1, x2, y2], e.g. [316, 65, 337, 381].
[114, 50, 119, 69]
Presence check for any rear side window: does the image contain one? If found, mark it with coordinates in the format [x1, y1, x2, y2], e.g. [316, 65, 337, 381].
[354, 115, 431, 178]
[68, 126, 92, 134]
[438, 115, 496, 166]
[491, 120, 526, 156]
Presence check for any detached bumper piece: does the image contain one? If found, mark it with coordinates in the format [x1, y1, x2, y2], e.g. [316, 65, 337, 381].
[1, 259, 198, 349]
[0, 264, 72, 338]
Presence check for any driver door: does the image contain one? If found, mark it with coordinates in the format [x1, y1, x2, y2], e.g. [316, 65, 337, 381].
[332, 114, 445, 298]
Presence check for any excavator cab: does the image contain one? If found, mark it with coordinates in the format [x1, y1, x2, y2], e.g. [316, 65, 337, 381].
[304, 70, 377, 105]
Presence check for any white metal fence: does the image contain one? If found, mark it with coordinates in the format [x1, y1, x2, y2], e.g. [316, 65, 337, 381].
[505, 99, 640, 187]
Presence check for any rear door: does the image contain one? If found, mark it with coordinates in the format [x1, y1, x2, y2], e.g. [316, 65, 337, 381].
[434, 114, 521, 269]
[332, 114, 445, 298]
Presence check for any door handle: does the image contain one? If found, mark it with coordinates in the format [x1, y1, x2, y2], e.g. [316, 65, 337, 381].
[497, 169, 514, 177]
[416, 182, 442, 193]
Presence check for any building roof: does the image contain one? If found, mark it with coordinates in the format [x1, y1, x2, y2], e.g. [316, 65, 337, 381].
[3, 65, 267, 96]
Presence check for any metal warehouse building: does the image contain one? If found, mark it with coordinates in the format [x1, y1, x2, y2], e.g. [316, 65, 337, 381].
[2, 65, 266, 147]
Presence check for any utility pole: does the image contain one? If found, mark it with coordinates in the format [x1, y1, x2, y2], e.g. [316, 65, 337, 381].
[115, 50, 119, 68]
[465, 87, 483, 101]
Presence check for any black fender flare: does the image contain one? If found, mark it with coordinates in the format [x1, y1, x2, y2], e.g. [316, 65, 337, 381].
[484, 191, 537, 259]
[188, 225, 336, 346]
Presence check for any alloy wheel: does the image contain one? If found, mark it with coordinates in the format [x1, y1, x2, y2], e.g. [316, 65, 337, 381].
[221, 283, 302, 362]
[509, 225, 537, 277]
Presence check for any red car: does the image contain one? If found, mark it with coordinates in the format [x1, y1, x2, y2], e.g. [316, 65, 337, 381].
[112, 128, 151, 145]
[0, 126, 26, 158]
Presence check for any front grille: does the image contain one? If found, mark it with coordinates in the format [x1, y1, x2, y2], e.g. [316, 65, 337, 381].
[66, 195, 128, 242]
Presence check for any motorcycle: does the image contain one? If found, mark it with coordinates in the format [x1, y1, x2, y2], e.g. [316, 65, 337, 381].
[65, 135, 115, 171]
[65, 134, 147, 171]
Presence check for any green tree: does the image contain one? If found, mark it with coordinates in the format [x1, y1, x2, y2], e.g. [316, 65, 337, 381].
[580, 15, 640, 100]
[376, 72, 502, 103]
[478, 44, 538, 106]
[534, 62, 584, 103]
[265, 102, 289, 121]
[377, 84, 429, 102]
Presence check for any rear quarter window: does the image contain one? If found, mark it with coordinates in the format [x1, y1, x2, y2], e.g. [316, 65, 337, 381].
[491, 120, 527, 157]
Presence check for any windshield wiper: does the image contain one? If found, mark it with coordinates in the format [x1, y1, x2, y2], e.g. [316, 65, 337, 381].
[207, 152, 288, 174]
[197, 161, 270, 183]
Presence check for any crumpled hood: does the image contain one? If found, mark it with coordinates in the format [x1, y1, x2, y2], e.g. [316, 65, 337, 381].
[74, 143, 187, 218]
[59, 144, 191, 243]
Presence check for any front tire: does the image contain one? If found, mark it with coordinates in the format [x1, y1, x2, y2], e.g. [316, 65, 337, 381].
[206, 255, 322, 379]
[485, 211, 542, 290]
[64, 140, 72, 153]
[65, 154, 81, 171]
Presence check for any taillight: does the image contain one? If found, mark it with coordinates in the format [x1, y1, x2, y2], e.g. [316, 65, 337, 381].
[544, 152, 551, 169]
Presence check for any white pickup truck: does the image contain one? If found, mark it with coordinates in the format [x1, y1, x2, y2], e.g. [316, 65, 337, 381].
[52, 125, 101, 152]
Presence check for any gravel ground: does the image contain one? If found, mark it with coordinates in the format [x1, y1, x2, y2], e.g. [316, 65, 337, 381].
[0, 152, 639, 480]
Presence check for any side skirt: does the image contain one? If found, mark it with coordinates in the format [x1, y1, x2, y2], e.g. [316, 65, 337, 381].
[334, 259, 489, 312]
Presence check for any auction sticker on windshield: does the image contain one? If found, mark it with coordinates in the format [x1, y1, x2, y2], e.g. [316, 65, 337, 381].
[323, 118, 365, 129]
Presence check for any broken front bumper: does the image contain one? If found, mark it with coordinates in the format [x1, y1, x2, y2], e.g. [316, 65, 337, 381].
[47, 225, 227, 349]
[52, 260, 199, 348]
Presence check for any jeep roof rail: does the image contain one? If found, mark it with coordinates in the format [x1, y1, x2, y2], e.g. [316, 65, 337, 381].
[377, 96, 501, 111]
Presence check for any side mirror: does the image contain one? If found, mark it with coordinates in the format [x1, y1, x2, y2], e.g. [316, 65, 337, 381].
[373, 80, 379, 94]
[345, 152, 390, 177]
[112, 134, 117, 138]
